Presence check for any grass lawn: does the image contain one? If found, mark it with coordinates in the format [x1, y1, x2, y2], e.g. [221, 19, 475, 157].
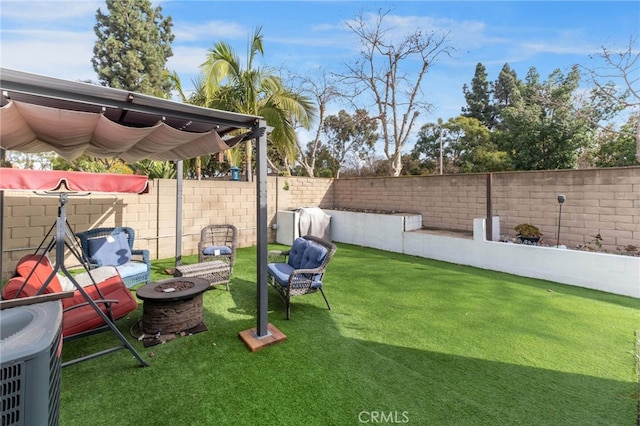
[59, 243, 639, 425]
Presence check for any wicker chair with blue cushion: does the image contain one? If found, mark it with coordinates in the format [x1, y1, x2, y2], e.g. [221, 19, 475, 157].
[267, 235, 337, 319]
[76, 227, 151, 288]
[198, 224, 238, 269]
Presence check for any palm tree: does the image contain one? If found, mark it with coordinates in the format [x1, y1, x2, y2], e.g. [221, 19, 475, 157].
[198, 27, 316, 181]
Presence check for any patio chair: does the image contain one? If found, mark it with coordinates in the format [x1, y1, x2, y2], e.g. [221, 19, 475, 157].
[267, 235, 337, 319]
[198, 224, 238, 266]
[173, 224, 238, 290]
[76, 227, 151, 288]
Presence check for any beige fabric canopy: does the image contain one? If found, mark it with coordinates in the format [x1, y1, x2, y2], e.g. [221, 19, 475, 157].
[0, 68, 259, 163]
[1, 100, 232, 162]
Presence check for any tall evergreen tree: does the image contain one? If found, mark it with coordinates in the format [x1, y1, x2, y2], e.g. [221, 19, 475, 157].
[492, 63, 519, 127]
[92, 0, 175, 97]
[462, 63, 495, 128]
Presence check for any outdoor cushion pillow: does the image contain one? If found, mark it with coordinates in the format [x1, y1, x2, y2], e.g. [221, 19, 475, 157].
[267, 262, 295, 286]
[88, 232, 131, 266]
[15, 254, 62, 293]
[287, 237, 308, 269]
[299, 243, 327, 270]
[115, 261, 148, 281]
[202, 245, 232, 256]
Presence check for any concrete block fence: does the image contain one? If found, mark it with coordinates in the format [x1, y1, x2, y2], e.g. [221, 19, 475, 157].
[2, 167, 638, 281]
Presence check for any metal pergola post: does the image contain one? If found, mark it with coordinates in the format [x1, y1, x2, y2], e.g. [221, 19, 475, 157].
[255, 119, 269, 337]
[238, 119, 286, 350]
[175, 160, 183, 267]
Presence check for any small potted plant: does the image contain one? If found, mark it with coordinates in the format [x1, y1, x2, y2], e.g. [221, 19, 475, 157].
[514, 223, 542, 244]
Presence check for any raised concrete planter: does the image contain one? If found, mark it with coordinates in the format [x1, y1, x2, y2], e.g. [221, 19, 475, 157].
[325, 209, 422, 253]
[326, 209, 639, 299]
[404, 219, 639, 299]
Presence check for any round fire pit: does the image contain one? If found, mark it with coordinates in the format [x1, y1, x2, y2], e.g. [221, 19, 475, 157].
[136, 277, 209, 335]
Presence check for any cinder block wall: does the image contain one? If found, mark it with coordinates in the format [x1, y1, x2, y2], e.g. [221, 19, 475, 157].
[331, 167, 640, 252]
[2, 167, 638, 280]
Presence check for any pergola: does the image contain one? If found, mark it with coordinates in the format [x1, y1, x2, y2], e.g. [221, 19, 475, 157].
[0, 68, 277, 350]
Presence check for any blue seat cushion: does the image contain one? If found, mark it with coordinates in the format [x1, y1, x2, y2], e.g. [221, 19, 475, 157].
[87, 232, 131, 266]
[287, 238, 308, 269]
[267, 263, 323, 289]
[115, 261, 148, 279]
[202, 245, 232, 256]
[300, 243, 328, 270]
[267, 263, 295, 286]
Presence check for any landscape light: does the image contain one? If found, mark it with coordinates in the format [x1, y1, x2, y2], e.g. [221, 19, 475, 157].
[557, 195, 566, 247]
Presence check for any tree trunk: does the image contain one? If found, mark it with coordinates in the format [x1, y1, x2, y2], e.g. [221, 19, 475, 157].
[391, 154, 402, 176]
[245, 140, 252, 182]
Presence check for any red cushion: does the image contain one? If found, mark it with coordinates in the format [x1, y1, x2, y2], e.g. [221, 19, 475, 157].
[14, 255, 63, 293]
[2, 277, 37, 299]
[61, 275, 138, 338]
[2, 254, 138, 338]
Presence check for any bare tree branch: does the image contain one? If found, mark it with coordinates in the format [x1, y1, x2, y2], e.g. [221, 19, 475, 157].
[338, 9, 452, 175]
[581, 36, 640, 161]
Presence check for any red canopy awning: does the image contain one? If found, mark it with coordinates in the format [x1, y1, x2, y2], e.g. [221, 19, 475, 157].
[0, 168, 149, 194]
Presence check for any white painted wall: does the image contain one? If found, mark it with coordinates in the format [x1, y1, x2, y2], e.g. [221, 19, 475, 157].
[326, 209, 422, 253]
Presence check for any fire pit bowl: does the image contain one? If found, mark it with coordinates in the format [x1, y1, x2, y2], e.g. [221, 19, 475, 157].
[136, 277, 210, 335]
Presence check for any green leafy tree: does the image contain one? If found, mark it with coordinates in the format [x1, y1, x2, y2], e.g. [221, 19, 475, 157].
[92, 0, 175, 97]
[412, 117, 510, 174]
[410, 119, 449, 174]
[128, 159, 176, 179]
[322, 109, 378, 178]
[295, 142, 334, 177]
[592, 115, 640, 167]
[53, 155, 132, 174]
[446, 116, 509, 173]
[500, 66, 594, 170]
[492, 63, 519, 128]
[198, 27, 316, 181]
[493, 64, 519, 109]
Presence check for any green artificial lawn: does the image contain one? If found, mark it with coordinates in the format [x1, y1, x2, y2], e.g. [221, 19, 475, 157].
[59, 243, 639, 425]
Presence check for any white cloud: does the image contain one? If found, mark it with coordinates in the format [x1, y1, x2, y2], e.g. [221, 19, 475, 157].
[0, 1, 100, 22]
[168, 45, 209, 74]
[0, 29, 96, 81]
[172, 20, 248, 42]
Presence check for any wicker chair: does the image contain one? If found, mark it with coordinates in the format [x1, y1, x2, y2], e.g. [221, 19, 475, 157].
[177, 224, 238, 290]
[267, 235, 337, 319]
[198, 224, 238, 266]
[76, 227, 151, 288]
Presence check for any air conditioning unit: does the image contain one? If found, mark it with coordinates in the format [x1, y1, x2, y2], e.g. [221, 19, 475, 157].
[1, 300, 63, 426]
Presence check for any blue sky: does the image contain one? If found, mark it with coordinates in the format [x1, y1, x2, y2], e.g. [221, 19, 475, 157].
[1, 0, 638, 128]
